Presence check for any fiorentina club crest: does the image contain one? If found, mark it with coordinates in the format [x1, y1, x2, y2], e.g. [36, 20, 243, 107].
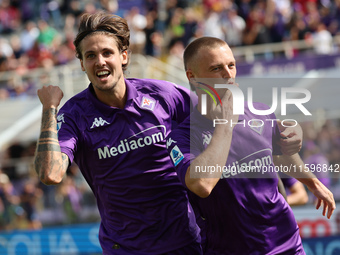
[249, 119, 264, 135]
[141, 96, 156, 111]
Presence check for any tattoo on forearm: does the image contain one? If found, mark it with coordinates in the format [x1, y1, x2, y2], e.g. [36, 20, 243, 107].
[40, 130, 58, 139]
[34, 149, 68, 180]
[34, 151, 66, 179]
[41, 108, 58, 130]
[34, 108, 67, 180]
[37, 143, 61, 152]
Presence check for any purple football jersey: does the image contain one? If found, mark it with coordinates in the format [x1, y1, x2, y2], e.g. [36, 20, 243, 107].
[280, 174, 299, 197]
[167, 104, 305, 255]
[57, 78, 200, 254]
[281, 175, 298, 189]
[280, 173, 298, 195]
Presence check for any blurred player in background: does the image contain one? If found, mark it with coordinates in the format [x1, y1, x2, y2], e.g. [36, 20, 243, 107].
[166, 36, 335, 254]
[281, 175, 309, 206]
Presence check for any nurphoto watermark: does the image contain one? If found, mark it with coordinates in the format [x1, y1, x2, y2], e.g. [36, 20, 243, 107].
[191, 78, 312, 128]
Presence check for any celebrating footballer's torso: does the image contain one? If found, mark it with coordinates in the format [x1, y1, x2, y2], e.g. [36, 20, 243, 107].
[56, 78, 199, 252]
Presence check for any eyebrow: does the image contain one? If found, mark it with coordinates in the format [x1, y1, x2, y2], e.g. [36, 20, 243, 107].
[84, 48, 115, 56]
[209, 60, 236, 69]
[208, 63, 223, 70]
[84, 50, 94, 56]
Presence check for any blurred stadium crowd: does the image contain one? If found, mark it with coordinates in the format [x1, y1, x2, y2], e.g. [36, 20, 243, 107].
[0, 0, 340, 231]
[0, 0, 340, 98]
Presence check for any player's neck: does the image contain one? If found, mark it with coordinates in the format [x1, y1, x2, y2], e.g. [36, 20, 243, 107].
[95, 81, 127, 109]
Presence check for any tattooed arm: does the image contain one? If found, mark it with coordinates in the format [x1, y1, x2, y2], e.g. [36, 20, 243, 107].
[34, 85, 69, 185]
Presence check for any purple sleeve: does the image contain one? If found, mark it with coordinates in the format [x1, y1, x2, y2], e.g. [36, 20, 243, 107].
[281, 176, 297, 189]
[165, 82, 197, 124]
[166, 125, 201, 188]
[270, 113, 282, 156]
[57, 111, 78, 163]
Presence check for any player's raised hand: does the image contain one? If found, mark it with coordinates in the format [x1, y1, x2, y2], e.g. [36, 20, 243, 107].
[37, 85, 64, 109]
[208, 80, 239, 125]
[307, 179, 336, 219]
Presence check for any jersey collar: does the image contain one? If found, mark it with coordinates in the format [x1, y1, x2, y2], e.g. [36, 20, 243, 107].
[86, 78, 139, 113]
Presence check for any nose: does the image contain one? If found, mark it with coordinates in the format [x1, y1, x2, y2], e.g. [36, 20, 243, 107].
[222, 66, 232, 79]
[96, 54, 105, 66]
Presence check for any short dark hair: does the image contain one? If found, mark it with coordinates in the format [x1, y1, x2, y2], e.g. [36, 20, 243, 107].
[73, 12, 130, 70]
[183, 37, 227, 71]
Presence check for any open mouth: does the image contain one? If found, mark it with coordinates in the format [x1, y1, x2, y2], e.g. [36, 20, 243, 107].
[96, 70, 111, 79]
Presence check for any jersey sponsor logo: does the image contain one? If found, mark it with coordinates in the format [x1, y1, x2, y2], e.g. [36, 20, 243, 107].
[97, 125, 166, 159]
[141, 96, 156, 111]
[57, 113, 65, 132]
[249, 119, 264, 135]
[221, 148, 273, 179]
[166, 138, 177, 149]
[90, 117, 110, 129]
[170, 145, 184, 166]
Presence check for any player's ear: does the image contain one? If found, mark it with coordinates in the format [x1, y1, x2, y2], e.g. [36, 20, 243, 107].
[186, 70, 199, 92]
[80, 59, 85, 72]
[121, 50, 128, 65]
[186, 69, 195, 81]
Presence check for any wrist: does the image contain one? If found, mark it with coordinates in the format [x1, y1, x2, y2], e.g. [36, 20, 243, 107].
[301, 177, 318, 191]
[43, 105, 58, 111]
[214, 122, 234, 134]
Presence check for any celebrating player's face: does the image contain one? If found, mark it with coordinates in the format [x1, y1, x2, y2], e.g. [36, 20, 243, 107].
[191, 44, 237, 80]
[80, 34, 128, 94]
[189, 44, 237, 96]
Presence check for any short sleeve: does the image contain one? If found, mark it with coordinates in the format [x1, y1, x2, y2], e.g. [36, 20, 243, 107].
[269, 112, 282, 156]
[166, 122, 201, 188]
[56, 110, 79, 163]
[164, 81, 197, 125]
[280, 173, 297, 189]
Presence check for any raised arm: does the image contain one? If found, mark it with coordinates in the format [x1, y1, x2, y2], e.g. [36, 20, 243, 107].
[34, 85, 69, 185]
[273, 154, 335, 219]
[185, 90, 238, 198]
